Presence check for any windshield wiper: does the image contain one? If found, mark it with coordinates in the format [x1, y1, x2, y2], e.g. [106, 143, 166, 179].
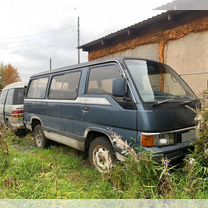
[153, 98, 176, 106]
[152, 97, 199, 107]
[180, 98, 199, 113]
[180, 98, 199, 106]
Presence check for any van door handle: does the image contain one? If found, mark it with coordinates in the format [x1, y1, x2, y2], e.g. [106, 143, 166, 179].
[82, 106, 90, 112]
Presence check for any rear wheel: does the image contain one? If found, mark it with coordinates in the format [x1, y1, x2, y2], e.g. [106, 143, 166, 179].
[33, 124, 47, 148]
[15, 129, 27, 138]
[89, 137, 116, 173]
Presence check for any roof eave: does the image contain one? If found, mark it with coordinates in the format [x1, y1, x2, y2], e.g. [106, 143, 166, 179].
[79, 10, 183, 51]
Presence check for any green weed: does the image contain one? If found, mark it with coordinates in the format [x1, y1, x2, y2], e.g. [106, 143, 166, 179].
[0, 105, 208, 199]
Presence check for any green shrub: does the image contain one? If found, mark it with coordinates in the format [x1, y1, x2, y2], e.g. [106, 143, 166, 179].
[0, 126, 9, 156]
[104, 152, 174, 198]
[181, 90, 208, 198]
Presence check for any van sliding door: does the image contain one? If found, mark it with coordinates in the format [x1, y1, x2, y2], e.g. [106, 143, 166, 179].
[59, 71, 82, 139]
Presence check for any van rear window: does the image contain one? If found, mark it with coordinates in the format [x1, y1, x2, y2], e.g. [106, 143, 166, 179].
[13, 88, 25, 105]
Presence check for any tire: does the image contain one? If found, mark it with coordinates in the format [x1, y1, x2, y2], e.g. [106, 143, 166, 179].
[89, 137, 116, 173]
[33, 124, 47, 148]
[15, 129, 27, 138]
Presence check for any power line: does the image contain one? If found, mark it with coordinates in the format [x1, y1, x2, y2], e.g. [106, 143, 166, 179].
[17, 65, 49, 69]
[4, 37, 75, 52]
[0, 25, 77, 41]
[0, 36, 76, 50]
[0, 29, 77, 45]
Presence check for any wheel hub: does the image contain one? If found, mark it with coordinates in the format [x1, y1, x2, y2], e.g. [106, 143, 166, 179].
[93, 146, 112, 172]
[36, 129, 42, 145]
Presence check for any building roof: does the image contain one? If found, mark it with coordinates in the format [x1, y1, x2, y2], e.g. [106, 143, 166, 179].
[79, 10, 208, 52]
[156, 0, 208, 10]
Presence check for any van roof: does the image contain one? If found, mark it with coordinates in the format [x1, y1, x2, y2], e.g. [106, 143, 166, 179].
[30, 57, 160, 78]
[2, 81, 27, 91]
[31, 57, 124, 78]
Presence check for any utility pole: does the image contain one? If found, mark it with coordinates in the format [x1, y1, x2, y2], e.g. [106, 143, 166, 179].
[77, 16, 80, 64]
[49, 58, 52, 70]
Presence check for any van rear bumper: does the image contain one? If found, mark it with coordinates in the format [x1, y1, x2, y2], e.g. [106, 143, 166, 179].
[10, 123, 25, 130]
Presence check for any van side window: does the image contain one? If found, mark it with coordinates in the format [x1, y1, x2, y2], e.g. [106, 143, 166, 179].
[5, 89, 14, 105]
[0, 90, 7, 104]
[87, 65, 121, 95]
[48, 71, 81, 100]
[27, 77, 48, 99]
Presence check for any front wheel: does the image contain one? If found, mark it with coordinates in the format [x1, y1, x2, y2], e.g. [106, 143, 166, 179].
[89, 137, 116, 173]
[33, 124, 47, 148]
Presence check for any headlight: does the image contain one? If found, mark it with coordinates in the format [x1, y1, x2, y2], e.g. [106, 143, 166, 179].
[156, 134, 174, 146]
[141, 133, 174, 147]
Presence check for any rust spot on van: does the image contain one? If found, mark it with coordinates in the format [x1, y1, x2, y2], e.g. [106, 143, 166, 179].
[109, 132, 137, 161]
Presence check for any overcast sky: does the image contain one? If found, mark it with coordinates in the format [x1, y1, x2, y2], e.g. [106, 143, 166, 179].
[0, 0, 172, 81]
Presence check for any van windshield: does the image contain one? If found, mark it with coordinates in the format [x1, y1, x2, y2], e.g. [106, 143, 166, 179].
[125, 59, 197, 103]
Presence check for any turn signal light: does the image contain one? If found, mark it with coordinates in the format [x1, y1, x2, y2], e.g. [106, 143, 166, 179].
[141, 134, 155, 147]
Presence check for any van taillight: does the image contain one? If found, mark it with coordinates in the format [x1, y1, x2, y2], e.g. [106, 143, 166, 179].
[11, 110, 23, 118]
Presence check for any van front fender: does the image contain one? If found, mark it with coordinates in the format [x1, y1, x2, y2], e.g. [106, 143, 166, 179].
[85, 128, 137, 162]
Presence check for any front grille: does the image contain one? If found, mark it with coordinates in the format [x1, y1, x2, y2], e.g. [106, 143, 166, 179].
[174, 132, 182, 143]
[164, 146, 194, 160]
[165, 149, 186, 159]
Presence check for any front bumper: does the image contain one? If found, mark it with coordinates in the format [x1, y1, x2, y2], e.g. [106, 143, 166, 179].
[144, 140, 195, 161]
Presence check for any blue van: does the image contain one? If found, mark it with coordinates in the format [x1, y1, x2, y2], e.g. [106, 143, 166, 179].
[24, 57, 199, 172]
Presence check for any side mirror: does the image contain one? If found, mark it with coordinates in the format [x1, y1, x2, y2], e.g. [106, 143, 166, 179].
[112, 79, 126, 97]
